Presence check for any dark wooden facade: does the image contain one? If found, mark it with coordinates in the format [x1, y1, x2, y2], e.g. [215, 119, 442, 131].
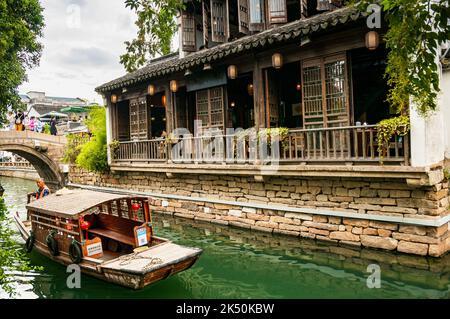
[99, 4, 410, 167]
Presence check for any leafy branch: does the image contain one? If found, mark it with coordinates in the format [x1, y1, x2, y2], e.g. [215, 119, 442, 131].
[120, 0, 185, 72]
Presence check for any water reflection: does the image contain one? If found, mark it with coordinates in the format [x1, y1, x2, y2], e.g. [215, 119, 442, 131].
[1, 176, 450, 299]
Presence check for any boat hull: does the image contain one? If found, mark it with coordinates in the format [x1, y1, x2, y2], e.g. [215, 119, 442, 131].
[13, 212, 202, 289]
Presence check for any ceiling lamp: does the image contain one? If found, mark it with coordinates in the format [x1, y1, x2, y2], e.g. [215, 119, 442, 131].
[365, 31, 380, 51]
[147, 84, 155, 96]
[111, 94, 118, 104]
[170, 80, 178, 93]
[272, 53, 283, 69]
[227, 65, 238, 79]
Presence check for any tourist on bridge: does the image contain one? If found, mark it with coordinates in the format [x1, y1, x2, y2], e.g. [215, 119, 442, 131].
[34, 178, 50, 199]
[50, 117, 57, 136]
[29, 116, 36, 132]
[14, 112, 25, 131]
[35, 118, 43, 133]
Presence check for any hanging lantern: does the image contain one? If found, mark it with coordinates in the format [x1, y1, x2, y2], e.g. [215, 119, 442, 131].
[170, 80, 178, 93]
[131, 202, 140, 212]
[227, 65, 238, 79]
[365, 31, 379, 50]
[110, 94, 118, 103]
[247, 83, 254, 96]
[147, 84, 155, 96]
[272, 53, 283, 69]
[161, 95, 167, 107]
[80, 220, 91, 231]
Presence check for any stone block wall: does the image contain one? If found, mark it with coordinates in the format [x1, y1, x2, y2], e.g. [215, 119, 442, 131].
[69, 166, 450, 257]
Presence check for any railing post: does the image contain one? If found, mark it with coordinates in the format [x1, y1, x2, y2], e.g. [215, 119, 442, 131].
[403, 133, 410, 166]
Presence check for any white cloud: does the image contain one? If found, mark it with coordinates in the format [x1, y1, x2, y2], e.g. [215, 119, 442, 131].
[19, 0, 138, 104]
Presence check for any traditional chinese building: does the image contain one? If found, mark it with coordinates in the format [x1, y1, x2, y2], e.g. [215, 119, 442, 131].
[87, 1, 450, 256]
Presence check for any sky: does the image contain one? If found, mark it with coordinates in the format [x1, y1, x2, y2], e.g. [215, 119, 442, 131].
[18, 0, 140, 104]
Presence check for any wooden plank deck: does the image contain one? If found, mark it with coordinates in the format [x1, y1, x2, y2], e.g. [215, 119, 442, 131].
[100, 242, 202, 275]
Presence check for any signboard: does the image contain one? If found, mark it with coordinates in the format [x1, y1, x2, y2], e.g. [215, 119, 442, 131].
[136, 227, 148, 247]
[134, 224, 152, 247]
[82, 237, 103, 258]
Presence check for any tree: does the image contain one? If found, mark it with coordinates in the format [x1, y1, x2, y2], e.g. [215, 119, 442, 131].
[120, 0, 184, 72]
[0, 0, 44, 122]
[0, 198, 42, 296]
[355, 0, 450, 116]
[76, 106, 109, 173]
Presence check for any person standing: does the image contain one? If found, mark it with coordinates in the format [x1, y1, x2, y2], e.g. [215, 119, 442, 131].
[50, 117, 57, 135]
[29, 116, 36, 131]
[35, 118, 43, 133]
[14, 112, 24, 131]
[7, 112, 15, 130]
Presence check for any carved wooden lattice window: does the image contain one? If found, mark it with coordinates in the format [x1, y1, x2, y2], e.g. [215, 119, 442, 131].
[268, 0, 287, 24]
[211, 0, 228, 42]
[301, 54, 349, 129]
[238, 0, 250, 34]
[181, 11, 196, 52]
[249, 0, 264, 31]
[129, 97, 148, 140]
[196, 87, 224, 128]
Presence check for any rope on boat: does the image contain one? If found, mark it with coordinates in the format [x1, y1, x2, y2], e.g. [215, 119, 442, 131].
[117, 252, 163, 272]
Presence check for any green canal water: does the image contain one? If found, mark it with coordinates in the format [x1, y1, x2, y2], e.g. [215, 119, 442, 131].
[1, 176, 450, 299]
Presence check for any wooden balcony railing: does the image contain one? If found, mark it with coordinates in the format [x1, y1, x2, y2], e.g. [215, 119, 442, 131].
[113, 125, 410, 166]
[115, 139, 167, 162]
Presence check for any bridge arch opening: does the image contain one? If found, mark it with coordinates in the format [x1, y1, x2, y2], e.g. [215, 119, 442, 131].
[0, 145, 65, 190]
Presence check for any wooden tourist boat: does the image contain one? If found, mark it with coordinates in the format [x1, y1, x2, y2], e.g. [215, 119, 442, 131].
[13, 189, 202, 289]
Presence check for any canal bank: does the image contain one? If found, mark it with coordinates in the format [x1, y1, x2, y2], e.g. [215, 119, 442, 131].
[0, 167, 39, 181]
[2, 175, 450, 298]
[69, 166, 450, 257]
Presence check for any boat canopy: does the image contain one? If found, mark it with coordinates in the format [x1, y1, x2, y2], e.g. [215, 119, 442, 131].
[26, 189, 131, 219]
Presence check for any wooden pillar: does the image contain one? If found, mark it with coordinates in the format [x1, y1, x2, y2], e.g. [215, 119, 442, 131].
[253, 59, 265, 129]
[165, 85, 174, 133]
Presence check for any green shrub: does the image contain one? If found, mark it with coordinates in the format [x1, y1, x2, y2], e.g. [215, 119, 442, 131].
[62, 133, 89, 164]
[75, 106, 109, 173]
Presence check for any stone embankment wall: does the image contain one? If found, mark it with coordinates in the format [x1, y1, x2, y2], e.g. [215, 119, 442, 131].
[0, 168, 39, 181]
[69, 166, 450, 257]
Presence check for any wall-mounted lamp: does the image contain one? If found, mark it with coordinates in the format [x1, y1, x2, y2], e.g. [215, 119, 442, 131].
[296, 83, 302, 91]
[365, 31, 379, 51]
[247, 83, 254, 96]
[227, 65, 238, 79]
[147, 84, 155, 96]
[230, 101, 236, 108]
[170, 80, 178, 93]
[111, 94, 118, 103]
[161, 95, 167, 107]
[272, 53, 283, 69]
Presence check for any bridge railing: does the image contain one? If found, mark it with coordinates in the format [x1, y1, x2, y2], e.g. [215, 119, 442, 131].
[0, 130, 67, 144]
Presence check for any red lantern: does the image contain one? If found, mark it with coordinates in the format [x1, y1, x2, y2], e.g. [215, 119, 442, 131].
[131, 203, 140, 211]
[80, 220, 91, 231]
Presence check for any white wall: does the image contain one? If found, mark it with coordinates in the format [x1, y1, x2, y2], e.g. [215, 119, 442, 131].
[441, 70, 450, 159]
[410, 64, 449, 167]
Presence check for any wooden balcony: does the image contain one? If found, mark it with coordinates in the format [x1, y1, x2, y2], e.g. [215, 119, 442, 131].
[113, 125, 410, 167]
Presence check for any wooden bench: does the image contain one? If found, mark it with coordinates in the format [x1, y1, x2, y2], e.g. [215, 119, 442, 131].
[87, 213, 142, 247]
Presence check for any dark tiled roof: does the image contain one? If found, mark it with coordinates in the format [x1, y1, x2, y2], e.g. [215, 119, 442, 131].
[96, 6, 366, 93]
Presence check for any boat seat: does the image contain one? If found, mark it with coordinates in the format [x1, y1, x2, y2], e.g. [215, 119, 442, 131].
[86, 213, 143, 247]
[88, 228, 135, 246]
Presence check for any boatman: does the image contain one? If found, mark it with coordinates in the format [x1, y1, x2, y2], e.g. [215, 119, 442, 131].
[34, 178, 50, 199]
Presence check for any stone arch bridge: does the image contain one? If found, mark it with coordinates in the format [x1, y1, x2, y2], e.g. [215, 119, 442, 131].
[0, 131, 67, 189]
